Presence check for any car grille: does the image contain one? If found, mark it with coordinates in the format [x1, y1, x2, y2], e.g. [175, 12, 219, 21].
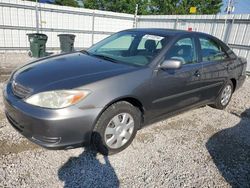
[11, 81, 32, 99]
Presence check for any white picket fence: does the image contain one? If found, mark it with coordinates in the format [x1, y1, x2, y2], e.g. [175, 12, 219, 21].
[0, 0, 249, 71]
[0, 0, 134, 51]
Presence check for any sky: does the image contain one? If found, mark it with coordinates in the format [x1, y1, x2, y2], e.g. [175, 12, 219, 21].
[221, 0, 250, 14]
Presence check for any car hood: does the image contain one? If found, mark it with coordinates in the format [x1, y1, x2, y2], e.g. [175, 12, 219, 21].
[12, 52, 137, 93]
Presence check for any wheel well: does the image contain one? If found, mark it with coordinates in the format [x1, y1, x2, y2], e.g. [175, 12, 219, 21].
[230, 78, 236, 92]
[102, 97, 145, 123]
[113, 97, 144, 114]
[122, 97, 144, 113]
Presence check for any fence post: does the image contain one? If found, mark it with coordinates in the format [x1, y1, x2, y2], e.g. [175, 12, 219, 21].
[91, 11, 95, 45]
[211, 15, 217, 36]
[174, 18, 178, 29]
[223, 17, 234, 45]
[39, 2, 42, 30]
[35, 0, 39, 33]
[133, 4, 138, 28]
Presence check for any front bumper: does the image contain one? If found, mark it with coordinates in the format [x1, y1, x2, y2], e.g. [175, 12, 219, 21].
[3, 83, 103, 149]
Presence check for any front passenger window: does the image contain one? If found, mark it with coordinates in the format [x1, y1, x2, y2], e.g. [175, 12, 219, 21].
[165, 37, 197, 65]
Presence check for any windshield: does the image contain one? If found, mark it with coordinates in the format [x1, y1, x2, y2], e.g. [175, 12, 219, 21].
[87, 31, 168, 66]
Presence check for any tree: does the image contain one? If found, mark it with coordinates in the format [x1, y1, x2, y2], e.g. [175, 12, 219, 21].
[26, 0, 223, 15]
[84, 0, 151, 15]
[84, 0, 222, 15]
[55, 0, 79, 7]
[194, 0, 223, 14]
[150, 0, 223, 15]
[25, 0, 80, 7]
[149, 0, 179, 15]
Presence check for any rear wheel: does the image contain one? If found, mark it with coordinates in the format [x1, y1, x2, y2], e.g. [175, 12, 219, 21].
[92, 101, 141, 155]
[211, 80, 233, 110]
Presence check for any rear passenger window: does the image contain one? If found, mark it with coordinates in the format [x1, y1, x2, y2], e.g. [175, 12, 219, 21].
[199, 38, 228, 62]
[165, 37, 197, 65]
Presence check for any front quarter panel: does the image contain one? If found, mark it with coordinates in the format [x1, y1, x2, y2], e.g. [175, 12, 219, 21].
[77, 67, 153, 111]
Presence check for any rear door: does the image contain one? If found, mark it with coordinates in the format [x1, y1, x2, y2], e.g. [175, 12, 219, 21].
[198, 36, 230, 102]
[149, 35, 204, 117]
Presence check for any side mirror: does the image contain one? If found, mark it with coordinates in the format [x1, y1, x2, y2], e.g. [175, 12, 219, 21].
[159, 58, 182, 69]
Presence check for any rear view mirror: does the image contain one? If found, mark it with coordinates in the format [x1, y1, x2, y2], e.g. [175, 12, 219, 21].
[159, 58, 182, 69]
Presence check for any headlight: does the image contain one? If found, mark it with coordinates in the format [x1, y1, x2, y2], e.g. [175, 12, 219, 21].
[24, 90, 91, 109]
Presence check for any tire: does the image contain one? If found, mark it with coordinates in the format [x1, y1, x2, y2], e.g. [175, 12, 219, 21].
[91, 101, 141, 155]
[211, 80, 234, 110]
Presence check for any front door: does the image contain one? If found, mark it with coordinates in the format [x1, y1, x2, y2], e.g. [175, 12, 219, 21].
[149, 36, 204, 118]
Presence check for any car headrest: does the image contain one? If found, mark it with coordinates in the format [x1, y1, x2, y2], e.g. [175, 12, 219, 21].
[167, 45, 181, 57]
[145, 40, 156, 52]
[179, 45, 191, 56]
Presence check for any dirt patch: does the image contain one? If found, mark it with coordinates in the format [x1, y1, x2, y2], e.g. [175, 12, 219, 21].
[0, 75, 10, 83]
[0, 112, 5, 122]
[0, 83, 5, 124]
[152, 118, 199, 133]
[0, 140, 39, 156]
[136, 132, 155, 143]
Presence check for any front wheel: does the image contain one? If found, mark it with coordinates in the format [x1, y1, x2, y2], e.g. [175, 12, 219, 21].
[211, 80, 233, 110]
[92, 101, 141, 155]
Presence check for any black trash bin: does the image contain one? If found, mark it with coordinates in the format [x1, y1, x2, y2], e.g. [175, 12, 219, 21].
[58, 34, 76, 53]
[27, 33, 48, 58]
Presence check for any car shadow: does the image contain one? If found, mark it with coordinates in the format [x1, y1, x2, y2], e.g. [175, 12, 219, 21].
[58, 147, 119, 188]
[206, 108, 250, 187]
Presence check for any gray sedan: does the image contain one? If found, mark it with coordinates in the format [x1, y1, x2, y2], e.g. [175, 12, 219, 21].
[3, 29, 247, 155]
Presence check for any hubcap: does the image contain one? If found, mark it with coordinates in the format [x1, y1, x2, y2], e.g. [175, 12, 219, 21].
[104, 113, 134, 149]
[221, 85, 232, 106]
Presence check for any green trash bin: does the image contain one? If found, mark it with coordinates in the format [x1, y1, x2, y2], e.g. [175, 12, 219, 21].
[58, 34, 76, 53]
[27, 33, 48, 58]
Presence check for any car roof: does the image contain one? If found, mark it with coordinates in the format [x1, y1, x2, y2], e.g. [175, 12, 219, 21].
[123, 28, 208, 37]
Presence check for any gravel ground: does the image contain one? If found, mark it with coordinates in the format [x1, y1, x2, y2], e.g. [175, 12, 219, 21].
[0, 56, 250, 187]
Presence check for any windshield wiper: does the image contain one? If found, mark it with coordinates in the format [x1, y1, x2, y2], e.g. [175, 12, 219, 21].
[79, 49, 90, 55]
[91, 53, 119, 64]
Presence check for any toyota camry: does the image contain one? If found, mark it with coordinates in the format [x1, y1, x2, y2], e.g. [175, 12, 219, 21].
[3, 29, 247, 155]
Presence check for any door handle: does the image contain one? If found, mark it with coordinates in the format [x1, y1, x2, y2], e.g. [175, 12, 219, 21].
[194, 70, 201, 77]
